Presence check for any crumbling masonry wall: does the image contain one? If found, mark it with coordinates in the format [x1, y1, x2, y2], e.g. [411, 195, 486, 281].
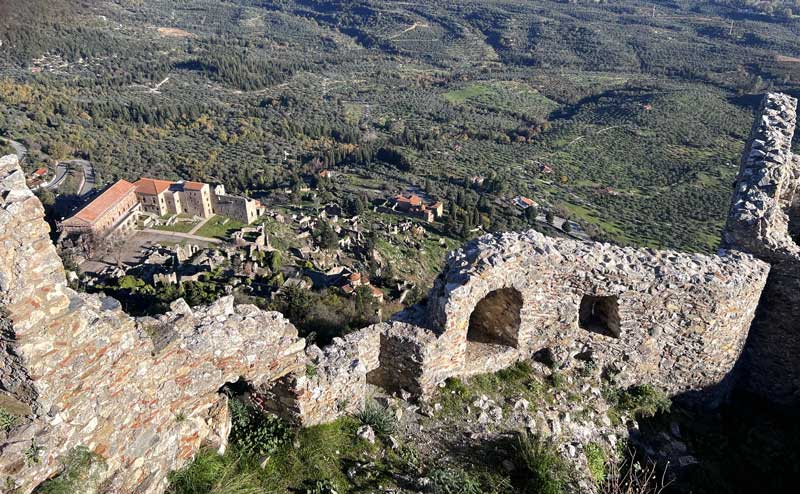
[0, 155, 306, 493]
[722, 92, 800, 404]
[423, 230, 769, 398]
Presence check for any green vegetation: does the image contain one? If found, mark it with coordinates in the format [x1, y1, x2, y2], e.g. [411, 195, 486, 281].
[0, 408, 20, 432]
[152, 216, 201, 234]
[584, 442, 607, 485]
[169, 415, 384, 494]
[437, 361, 543, 417]
[195, 215, 245, 240]
[355, 400, 397, 440]
[4, 0, 800, 255]
[428, 468, 483, 494]
[515, 434, 573, 494]
[228, 400, 292, 458]
[33, 447, 105, 494]
[605, 384, 671, 423]
[88, 271, 228, 315]
[166, 450, 263, 494]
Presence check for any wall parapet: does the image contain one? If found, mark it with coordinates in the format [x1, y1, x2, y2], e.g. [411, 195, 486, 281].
[722, 92, 800, 404]
[722, 92, 800, 262]
[424, 229, 769, 398]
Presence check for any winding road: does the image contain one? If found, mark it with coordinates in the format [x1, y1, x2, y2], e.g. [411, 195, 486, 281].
[1, 137, 27, 164]
[44, 159, 95, 196]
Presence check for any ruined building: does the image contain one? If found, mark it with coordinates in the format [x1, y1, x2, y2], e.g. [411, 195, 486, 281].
[0, 93, 798, 492]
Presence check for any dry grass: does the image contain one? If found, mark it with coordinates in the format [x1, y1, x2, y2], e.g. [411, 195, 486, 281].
[600, 450, 672, 494]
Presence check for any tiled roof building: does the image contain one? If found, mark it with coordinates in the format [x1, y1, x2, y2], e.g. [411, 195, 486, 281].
[61, 180, 140, 238]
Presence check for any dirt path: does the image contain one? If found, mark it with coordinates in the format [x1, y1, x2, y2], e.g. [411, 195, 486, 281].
[141, 228, 222, 244]
[389, 21, 430, 39]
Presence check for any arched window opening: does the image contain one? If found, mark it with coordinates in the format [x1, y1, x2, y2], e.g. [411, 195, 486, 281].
[467, 288, 523, 348]
[579, 295, 620, 338]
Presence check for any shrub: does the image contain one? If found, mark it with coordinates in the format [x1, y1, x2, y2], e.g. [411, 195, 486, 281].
[585, 442, 607, 484]
[608, 385, 671, 420]
[304, 479, 340, 494]
[515, 433, 572, 494]
[228, 399, 292, 457]
[305, 364, 317, 378]
[600, 449, 672, 494]
[356, 400, 396, 439]
[428, 468, 482, 494]
[0, 408, 20, 432]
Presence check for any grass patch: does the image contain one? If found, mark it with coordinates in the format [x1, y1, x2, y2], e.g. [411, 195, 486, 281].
[514, 434, 573, 494]
[195, 215, 245, 240]
[170, 416, 384, 494]
[429, 468, 483, 494]
[152, 217, 201, 233]
[260, 416, 380, 492]
[167, 449, 263, 494]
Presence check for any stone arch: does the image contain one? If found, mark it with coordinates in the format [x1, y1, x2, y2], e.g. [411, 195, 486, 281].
[466, 287, 523, 348]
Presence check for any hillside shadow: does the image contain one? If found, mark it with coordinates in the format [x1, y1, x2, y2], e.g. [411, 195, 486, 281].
[631, 382, 800, 494]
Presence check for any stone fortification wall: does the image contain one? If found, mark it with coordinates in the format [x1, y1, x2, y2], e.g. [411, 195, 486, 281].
[723, 92, 800, 261]
[722, 92, 800, 404]
[425, 230, 769, 399]
[0, 155, 306, 493]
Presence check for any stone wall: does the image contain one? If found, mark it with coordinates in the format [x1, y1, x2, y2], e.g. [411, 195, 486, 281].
[722, 92, 800, 404]
[423, 230, 769, 399]
[258, 328, 381, 426]
[0, 155, 306, 493]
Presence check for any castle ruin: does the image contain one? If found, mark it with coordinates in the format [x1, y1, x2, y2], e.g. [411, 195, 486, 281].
[0, 93, 797, 493]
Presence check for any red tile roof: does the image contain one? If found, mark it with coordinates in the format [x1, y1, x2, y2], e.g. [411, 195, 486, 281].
[71, 180, 136, 224]
[394, 194, 423, 206]
[33, 168, 47, 177]
[134, 178, 173, 195]
[182, 181, 207, 191]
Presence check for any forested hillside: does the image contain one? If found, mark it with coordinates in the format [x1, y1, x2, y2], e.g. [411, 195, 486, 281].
[1, 0, 800, 253]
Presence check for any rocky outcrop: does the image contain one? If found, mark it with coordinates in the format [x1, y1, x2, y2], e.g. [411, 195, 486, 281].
[0, 154, 306, 493]
[722, 92, 800, 405]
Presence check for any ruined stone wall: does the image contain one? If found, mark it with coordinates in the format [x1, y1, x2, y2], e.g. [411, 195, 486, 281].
[722, 92, 800, 404]
[0, 155, 306, 493]
[259, 328, 381, 426]
[425, 230, 769, 399]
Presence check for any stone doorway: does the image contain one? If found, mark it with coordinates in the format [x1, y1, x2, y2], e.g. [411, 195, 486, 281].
[467, 288, 523, 348]
[579, 295, 620, 338]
